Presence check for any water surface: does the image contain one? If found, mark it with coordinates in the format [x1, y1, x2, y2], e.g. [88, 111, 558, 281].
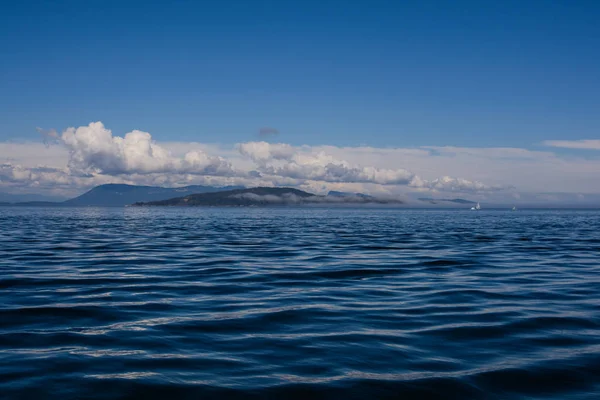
[1, 207, 599, 399]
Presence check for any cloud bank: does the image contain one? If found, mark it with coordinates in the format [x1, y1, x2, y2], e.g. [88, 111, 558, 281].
[62, 122, 236, 176]
[238, 141, 415, 185]
[543, 140, 600, 150]
[2, 121, 599, 203]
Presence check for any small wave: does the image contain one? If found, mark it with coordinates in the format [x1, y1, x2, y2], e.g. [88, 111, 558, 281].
[1, 207, 599, 399]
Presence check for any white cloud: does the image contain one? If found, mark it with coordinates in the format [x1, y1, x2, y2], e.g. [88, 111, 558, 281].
[411, 175, 508, 193]
[0, 162, 112, 198]
[3, 121, 600, 203]
[235, 142, 510, 192]
[0, 141, 69, 167]
[315, 145, 600, 194]
[543, 140, 600, 150]
[238, 141, 296, 163]
[238, 141, 416, 185]
[61, 122, 238, 176]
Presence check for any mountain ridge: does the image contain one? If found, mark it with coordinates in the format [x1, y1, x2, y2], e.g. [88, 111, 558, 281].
[134, 187, 403, 207]
[63, 184, 245, 206]
[0, 184, 244, 207]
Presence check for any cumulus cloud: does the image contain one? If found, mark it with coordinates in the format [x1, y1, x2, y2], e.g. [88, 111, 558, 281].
[543, 140, 600, 150]
[61, 122, 237, 176]
[1, 121, 545, 200]
[238, 141, 415, 185]
[1, 163, 68, 185]
[0, 162, 111, 197]
[410, 175, 508, 193]
[238, 141, 295, 163]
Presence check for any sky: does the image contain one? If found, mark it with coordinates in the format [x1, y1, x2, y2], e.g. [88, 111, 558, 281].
[1, 0, 599, 204]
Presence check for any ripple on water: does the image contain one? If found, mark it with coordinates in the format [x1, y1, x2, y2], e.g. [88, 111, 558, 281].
[1, 207, 600, 399]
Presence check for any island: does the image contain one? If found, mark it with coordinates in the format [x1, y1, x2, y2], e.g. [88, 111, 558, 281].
[132, 187, 401, 207]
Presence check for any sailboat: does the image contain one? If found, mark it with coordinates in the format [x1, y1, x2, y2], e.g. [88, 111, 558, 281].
[512, 206, 517, 211]
[471, 202, 481, 211]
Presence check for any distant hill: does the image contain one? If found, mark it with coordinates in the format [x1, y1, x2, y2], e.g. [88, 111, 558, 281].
[63, 184, 244, 207]
[0, 185, 403, 208]
[327, 191, 375, 200]
[134, 187, 403, 207]
[418, 197, 476, 205]
[134, 187, 314, 206]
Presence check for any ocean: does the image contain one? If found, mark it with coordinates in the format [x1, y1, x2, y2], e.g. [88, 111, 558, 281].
[1, 207, 599, 399]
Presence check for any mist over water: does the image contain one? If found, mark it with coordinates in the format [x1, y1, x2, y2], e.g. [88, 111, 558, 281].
[1, 207, 599, 399]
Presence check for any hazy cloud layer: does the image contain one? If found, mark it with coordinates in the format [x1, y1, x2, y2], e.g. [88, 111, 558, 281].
[543, 140, 600, 150]
[237, 141, 501, 192]
[409, 175, 507, 192]
[238, 141, 416, 185]
[2, 121, 600, 203]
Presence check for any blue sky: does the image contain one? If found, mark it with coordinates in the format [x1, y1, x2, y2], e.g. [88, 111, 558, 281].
[1, 0, 600, 202]
[1, 0, 599, 148]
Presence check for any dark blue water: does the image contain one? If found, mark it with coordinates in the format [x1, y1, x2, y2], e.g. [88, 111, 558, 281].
[1, 207, 599, 399]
